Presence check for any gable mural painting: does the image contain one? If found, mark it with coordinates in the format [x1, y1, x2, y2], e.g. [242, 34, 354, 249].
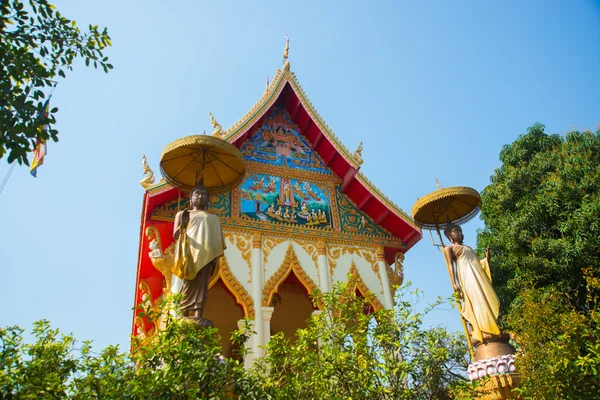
[240, 173, 331, 227]
[240, 105, 332, 175]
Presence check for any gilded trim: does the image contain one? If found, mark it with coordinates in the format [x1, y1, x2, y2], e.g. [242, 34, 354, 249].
[262, 243, 319, 307]
[349, 261, 383, 311]
[209, 256, 255, 318]
[246, 160, 341, 184]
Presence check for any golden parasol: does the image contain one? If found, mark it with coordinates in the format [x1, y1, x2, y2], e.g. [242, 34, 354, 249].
[159, 134, 246, 193]
[412, 185, 482, 360]
[412, 186, 481, 229]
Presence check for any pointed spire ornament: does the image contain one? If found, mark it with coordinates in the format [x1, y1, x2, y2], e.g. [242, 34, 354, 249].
[283, 35, 290, 71]
[353, 141, 364, 166]
[209, 112, 225, 138]
[140, 154, 155, 189]
[265, 75, 270, 95]
[435, 177, 442, 189]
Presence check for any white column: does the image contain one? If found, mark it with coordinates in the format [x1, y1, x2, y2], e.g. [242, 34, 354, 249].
[316, 240, 331, 293]
[251, 234, 264, 357]
[377, 247, 394, 309]
[262, 306, 275, 348]
[237, 319, 255, 368]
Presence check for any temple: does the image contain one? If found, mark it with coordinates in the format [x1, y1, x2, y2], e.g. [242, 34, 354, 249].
[133, 56, 422, 362]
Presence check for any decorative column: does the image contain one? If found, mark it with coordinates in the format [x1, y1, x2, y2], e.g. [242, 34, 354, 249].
[377, 246, 394, 309]
[316, 240, 331, 293]
[262, 306, 275, 348]
[251, 233, 264, 357]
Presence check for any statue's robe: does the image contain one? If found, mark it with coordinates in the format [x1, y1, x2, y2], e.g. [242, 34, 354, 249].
[454, 244, 500, 343]
[172, 210, 226, 317]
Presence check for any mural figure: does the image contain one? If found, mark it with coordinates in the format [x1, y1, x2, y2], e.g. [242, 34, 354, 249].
[443, 223, 500, 343]
[172, 185, 226, 326]
[240, 105, 332, 175]
[241, 173, 331, 227]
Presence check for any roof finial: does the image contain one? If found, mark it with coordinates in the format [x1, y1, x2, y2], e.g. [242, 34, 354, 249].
[140, 154, 155, 189]
[209, 112, 226, 138]
[435, 177, 442, 189]
[283, 35, 290, 71]
[353, 141, 364, 166]
[265, 75, 270, 95]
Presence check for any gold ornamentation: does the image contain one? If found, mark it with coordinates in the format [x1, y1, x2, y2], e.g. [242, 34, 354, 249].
[387, 265, 404, 288]
[222, 67, 361, 173]
[390, 251, 405, 287]
[283, 35, 290, 70]
[317, 240, 326, 255]
[263, 236, 289, 266]
[225, 233, 252, 281]
[208, 256, 255, 318]
[327, 245, 343, 277]
[252, 233, 263, 248]
[246, 160, 341, 184]
[209, 112, 226, 138]
[145, 225, 174, 293]
[376, 246, 385, 262]
[135, 280, 162, 340]
[349, 262, 384, 311]
[327, 244, 379, 280]
[353, 142, 364, 166]
[222, 217, 405, 248]
[265, 76, 270, 95]
[297, 240, 318, 267]
[263, 242, 319, 307]
[140, 154, 155, 189]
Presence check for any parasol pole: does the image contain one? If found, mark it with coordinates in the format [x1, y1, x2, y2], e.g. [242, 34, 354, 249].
[433, 219, 475, 361]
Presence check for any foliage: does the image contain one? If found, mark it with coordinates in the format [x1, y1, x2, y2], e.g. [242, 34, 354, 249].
[477, 124, 600, 313]
[0, 0, 112, 164]
[477, 124, 600, 398]
[0, 297, 255, 399]
[505, 269, 600, 399]
[250, 280, 474, 400]
[0, 285, 472, 399]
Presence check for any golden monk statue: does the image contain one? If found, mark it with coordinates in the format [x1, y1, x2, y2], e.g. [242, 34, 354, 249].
[443, 223, 500, 344]
[172, 184, 226, 326]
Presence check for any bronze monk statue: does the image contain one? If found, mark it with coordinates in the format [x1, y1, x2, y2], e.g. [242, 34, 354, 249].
[172, 184, 226, 326]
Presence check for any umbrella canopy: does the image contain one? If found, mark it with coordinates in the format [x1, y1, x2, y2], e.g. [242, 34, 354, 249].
[411, 186, 481, 230]
[160, 135, 246, 193]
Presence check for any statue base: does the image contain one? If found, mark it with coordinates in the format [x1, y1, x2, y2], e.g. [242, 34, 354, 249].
[468, 333, 520, 399]
[472, 332, 515, 361]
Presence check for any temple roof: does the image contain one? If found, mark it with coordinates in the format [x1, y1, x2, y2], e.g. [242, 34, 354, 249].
[222, 64, 422, 252]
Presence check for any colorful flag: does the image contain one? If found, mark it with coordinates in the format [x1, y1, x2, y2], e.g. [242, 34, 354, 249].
[29, 97, 51, 177]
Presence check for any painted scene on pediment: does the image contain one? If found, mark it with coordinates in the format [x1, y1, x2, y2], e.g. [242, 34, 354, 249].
[240, 105, 332, 175]
[240, 173, 331, 227]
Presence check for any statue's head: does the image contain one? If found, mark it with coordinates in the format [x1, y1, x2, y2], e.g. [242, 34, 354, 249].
[189, 184, 210, 210]
[443, 223, 464, 244]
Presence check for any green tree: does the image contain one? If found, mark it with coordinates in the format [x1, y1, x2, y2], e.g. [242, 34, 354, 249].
[1, 0, 112, 165]
[250, 281, 473, 400]
[0, 285, 472, 399]
[477, 123, 600, 313]
[477, 124, 600, 398]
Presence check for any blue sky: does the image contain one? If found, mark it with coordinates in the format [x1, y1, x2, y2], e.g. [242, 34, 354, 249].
[1, 0, 599, 351]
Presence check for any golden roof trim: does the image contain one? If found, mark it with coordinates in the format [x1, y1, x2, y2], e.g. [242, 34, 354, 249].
[355, 172, 421, 231]
[223, 68, 361, 170]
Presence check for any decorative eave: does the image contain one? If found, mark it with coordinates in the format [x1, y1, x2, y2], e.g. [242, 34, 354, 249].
[222, 67, 422, 252]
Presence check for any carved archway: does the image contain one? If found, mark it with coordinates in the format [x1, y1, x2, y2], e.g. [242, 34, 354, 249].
[209, 255, 255, 318]
[349, 261, 384, 311]
[262, 242, 319, 307]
